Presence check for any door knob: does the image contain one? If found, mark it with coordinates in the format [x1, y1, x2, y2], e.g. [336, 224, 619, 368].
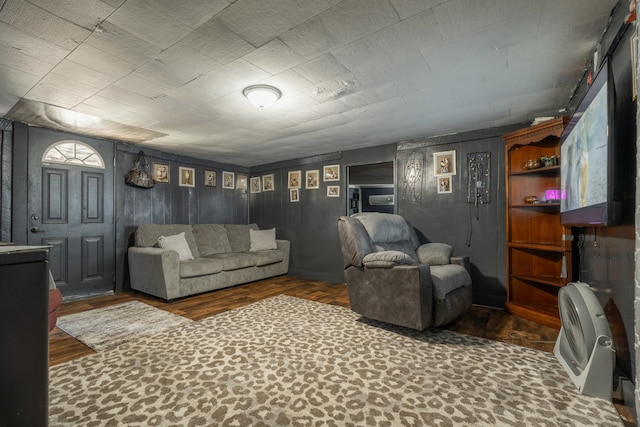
[30, 227, 45, 233]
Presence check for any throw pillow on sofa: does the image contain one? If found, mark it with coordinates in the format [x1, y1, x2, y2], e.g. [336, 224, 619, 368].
[250, 228, 278, 251]
[158, 232, 194, 261]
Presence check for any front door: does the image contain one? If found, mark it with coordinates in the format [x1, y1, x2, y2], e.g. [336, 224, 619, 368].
[27, 129, 115, 299]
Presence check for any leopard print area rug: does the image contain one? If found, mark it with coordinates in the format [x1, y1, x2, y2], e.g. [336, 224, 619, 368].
[49, 295, 622, 426]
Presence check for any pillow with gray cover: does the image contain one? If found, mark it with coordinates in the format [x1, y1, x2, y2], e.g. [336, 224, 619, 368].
[362, 250, 416, 268]
[158, 232, 194, 261]
[250, 228, 278, 251]
[416, 243, 452, 265]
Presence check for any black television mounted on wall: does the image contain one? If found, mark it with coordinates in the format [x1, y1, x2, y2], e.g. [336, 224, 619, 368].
[560, 59, 621, 226]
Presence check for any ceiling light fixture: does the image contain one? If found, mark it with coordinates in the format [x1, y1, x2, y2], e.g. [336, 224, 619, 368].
[243, 84, 282, 109]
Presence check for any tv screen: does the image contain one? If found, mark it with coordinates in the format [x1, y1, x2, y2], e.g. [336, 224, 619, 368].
[560, 60, 618, 226]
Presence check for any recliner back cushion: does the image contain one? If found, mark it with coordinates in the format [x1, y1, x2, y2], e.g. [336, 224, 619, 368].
[354, 213, 418, 260]
[354, 213, 412, 244]
[193, 224, 232, 256]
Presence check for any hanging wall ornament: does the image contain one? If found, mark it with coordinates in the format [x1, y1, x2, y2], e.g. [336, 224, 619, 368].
[466, 152, 491, 204]
[402, 152, 423, 205]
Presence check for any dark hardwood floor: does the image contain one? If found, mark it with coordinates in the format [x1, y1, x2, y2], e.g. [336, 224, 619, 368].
[49, 275, 635, 426]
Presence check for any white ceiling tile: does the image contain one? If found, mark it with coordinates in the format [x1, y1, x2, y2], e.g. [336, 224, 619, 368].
[50, 60, 118, 89]
[84, 20, 162, 66]
[106, 0, 192, 49]
[66, 43, 136, 79]
[389, 0, 444, 20]
[25, 83, 87, 108]
[182, 18, 255, 65]
[244, 38, 306, 75]
[136, 42, 222, 87]
[113, 73, 173, 98]
[281, 0, 399, 60]
[0, 21, 69, 65]
[293, 54, 351, 85]
[216, 0, 342, 47]
[26, 0, 115, 30]
[0, 0, 91, 50]
[146, 0, 229, 29]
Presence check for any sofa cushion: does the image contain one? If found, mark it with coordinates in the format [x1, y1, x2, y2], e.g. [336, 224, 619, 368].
[193, 224, 232, 255]
[251, 249, 284, 266]
[224, 224, 259, 252]
[179, 258, 223, 278]
[250, 228, 277, 251]
[430, 264, 472, 300]
[158, 232, 194, 261]
[136, 224, 200, 258]
[205, 252, 258, 271]
[362, 250, 416, 268]
[416, 243, 453, 266]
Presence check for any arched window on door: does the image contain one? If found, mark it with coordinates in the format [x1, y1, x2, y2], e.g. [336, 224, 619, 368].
[42, 140, 105, 169]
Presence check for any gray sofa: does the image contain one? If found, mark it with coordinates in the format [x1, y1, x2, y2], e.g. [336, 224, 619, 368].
[128, 223, 289, 301]
[337, 213, 472, 331]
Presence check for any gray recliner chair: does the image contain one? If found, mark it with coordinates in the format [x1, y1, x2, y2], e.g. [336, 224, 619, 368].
[337, 212, 472, 331]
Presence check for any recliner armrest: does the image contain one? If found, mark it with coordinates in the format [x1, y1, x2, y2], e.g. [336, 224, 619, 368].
[451, 255, 470, 273]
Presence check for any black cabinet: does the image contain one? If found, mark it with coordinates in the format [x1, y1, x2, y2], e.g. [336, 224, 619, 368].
[0, 247, 49, 426]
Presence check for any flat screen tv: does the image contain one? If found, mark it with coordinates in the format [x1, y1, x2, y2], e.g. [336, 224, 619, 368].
[560, 59, 620, 226]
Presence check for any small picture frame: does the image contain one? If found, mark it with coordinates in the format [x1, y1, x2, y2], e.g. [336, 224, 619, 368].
[250, 177, 261, 193]
[288, 170, 301, 188]
[236, 174, 247, 191]
[222, 171, 235, 189]
[434, 150, 456, 176]
[262, 174, 274, 192]
[305, 170, 319, 189]
[437, 176, 452, 194]
[178, 166, 195, 187]
[290, 188, 300, 202]
[327, 185, 340, 197]
[153, 163, 170, 183]
[323, 165, 340, 181]
[204, 170, 216, 187]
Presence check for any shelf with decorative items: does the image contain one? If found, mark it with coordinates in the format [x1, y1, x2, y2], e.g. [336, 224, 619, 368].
[503, 117, 575, 329]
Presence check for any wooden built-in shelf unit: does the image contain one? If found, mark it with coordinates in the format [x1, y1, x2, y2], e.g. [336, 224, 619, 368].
[503, 117, 574, 329]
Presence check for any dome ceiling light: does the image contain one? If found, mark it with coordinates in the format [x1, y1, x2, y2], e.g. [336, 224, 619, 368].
[243, 85, 282, 109]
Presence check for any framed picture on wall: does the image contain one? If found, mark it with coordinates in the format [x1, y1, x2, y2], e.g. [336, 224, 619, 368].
[290, 188, 300, 202]
[288, 170, 301, 188]
[437, 176, 452, 194]
[433, 150, 456, 176]
[153, 163, 170, 183]
[327, 185, 340, 197]
[204, 170, 216, 187]
[305, 170, 319, 189]
[323, 165, 340, 181]
[178, 166, 195, 187]
[222, 171, 235, 189]
[237, 174, 247, 191]
[250, 177, 261, 193]
[262, 174, 274, 191]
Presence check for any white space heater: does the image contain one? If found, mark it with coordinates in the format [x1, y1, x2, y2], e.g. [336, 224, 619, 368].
[554, 282, 615, 400]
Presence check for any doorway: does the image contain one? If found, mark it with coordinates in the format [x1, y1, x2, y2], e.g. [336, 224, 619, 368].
[347, 161, 394, 215]
[27, 129, 115, 300]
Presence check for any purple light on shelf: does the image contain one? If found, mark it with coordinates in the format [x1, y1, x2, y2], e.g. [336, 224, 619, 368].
[545, 189, 565, 202]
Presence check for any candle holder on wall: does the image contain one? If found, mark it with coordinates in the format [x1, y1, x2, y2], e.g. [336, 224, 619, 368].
[467, 152, 491, 204]
[402, 152, 423, 205]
